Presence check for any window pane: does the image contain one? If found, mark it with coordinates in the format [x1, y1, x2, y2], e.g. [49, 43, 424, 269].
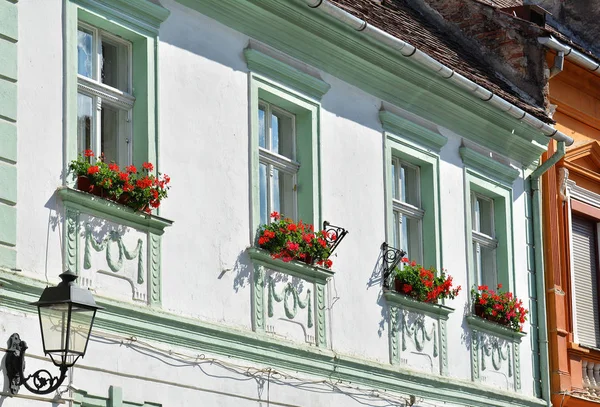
[391, 160, 398, 200]
[101, 104, 119, 164]
[259, 106, 266, 149]
[393, 211, 400, 249]
[272, 111, 294, 159]
[259, 164, 268, 225]
[273, 168, 295, 220]
[480, 246, 497, 288]
[400, 164, 419, 206]
[475, 197, 494, 236]
[77, 28, 93, 78]
[77, 93, 93, 153]
[402, 215, 422, 263]
[101, 37, 128, 92]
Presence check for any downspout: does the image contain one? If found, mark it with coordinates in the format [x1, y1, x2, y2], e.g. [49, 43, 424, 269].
[529, 141, 566, 406]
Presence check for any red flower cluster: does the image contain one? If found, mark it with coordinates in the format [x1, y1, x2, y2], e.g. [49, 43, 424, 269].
[471, 284, 528, 332]
[257, 212, 335, 269]
[394, 258, 461, 303]
[69, 151, 171, 213]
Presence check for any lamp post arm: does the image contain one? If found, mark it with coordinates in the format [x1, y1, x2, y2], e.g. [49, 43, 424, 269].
[5, 333, 68, 395]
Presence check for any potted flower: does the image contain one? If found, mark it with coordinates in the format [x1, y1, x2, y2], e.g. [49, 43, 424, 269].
[393, 258, 461, 303]
[471, 284, 528, 332]
[257, 212, 336, 269]
[68, 150, 170, 213]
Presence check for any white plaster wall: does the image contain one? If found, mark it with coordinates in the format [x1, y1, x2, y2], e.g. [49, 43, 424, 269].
[16, 0, 64, 281]
[6, 0, 538, 404]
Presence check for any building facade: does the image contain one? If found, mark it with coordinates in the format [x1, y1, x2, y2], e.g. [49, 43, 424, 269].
[540, 25, 600, 407]
[0, 0, 569, 406]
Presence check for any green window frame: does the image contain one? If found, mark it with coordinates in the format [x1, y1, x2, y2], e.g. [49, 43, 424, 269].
[64, 0, 169, 180]
[464, 170, 514, 293]
[384, 134, 442, 270]
[249, 75, 321, 237]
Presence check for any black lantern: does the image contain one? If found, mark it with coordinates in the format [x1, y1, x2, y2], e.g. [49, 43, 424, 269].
[5, 270, 103, 395]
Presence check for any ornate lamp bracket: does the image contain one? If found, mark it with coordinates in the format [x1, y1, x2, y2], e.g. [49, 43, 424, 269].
[322, 221, 348, 256]
[5, 333, 68, 395]
[381, 242, 406, 289]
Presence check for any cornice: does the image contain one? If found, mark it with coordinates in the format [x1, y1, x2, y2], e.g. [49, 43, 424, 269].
[460, 146, 520, 185]
[379, 109, 447, 152]
[244, 47, 330, 100]
[383, 290, 453, 320]
[567, 180, 600, 208]
[175, 0, 548, 165]
[0, 270, 546, 407]
[73, 0, 170, 34]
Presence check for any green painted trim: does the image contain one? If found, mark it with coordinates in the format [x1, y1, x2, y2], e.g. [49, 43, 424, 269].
[0, 202, 16, 246]
[384, 134, 442, 270]
[466, 315, 526, 343]
[57, 187, 173, 235]
[0, 121, 17, 162]
[71, 0, 169, 35]
[0, 80, 16, 121]
[460, 147, 520, 185]
[175, 0, 547, 166]
[249, 75, 321, 236]
[0, 0, 18, 41]
[0, 39, 17, 81]
[247, 247, 334, 283]
[383, 290, 453, 319]
[244, 47, 330, 100]
[0, 271, 545, 407]
[73, 385, 162, 407]
[0, 160, 17, 204]
[379, 109, 447, 152]
[464, 169, 515, 294]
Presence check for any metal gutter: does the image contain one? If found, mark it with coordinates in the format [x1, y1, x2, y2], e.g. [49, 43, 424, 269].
[539, 36, 600, 75]
[529, 141, 566, 406]
[305, 0, 574, 146]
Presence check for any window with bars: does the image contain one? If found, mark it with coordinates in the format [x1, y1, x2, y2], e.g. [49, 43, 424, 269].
[471, 193, 498, 288]
[391, 158, 424, 263]
[258, 101, 298, 225]
[77, 23, 134, 167]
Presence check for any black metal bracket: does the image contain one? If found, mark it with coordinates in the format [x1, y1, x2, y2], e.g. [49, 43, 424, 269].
[322, 221, 348, 257]
[5, 333, 68, 395]
[380, 242, 406, 289]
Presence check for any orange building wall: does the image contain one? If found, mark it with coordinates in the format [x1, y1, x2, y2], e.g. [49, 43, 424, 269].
[543, 55, 600, 407]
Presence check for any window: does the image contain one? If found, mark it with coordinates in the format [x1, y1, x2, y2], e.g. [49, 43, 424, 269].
[471, 193, 498, 288]
[391, 158, 424, 263]
[258, 101, 298, 225]
[570, 209, 600, 348]
[249, 76, 320, 235]
[77, 23, 134, 166]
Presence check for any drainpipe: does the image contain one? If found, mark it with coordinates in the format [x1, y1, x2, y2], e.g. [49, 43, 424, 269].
[530, 141, 566, 406]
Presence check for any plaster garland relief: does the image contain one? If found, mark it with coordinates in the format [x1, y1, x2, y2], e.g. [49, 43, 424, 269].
[389, 305, 447, 374]
[64, 209, 162, 306]
[252, 263, 329, 347]
[470, 329, 520, 391]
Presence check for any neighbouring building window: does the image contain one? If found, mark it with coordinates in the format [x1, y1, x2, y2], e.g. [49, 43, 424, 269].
[391, 158, 423, 263]
[77, 23, 134, 166]
[258, 101, 298, 225]
[571, 213, 600, 347]
[471, 192, 498, 288]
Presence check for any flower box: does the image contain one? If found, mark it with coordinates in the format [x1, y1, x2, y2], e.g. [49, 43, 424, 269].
[471, 284, 528, 332]
[69, 150, 170, 213]
[393, 258, 460, 304]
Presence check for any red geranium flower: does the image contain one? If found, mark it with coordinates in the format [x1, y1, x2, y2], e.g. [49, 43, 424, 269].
[325, 259, 333, 268]
[119, 172, 129, 182]
[142, 162, 154, 171]
[87, 166, 100, 175]
[126, 165, 137, 173]
[108, 163, 119, 172]
[84, 149, 94, 157]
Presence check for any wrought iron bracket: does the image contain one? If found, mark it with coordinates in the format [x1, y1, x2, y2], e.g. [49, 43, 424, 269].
[5, 333, 68, 395]
[380, 242, 406, 289]
[322, 221, 348, 256]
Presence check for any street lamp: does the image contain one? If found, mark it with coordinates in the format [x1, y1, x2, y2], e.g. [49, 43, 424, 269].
[5, 270, 103, 395]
